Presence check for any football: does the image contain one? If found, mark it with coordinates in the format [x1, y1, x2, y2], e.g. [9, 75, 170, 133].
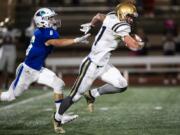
[134, 34, 142, 42]
[129, 34, 144, 51]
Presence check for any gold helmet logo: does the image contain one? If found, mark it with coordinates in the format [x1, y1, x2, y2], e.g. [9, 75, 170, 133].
[116, 2, 138, 21]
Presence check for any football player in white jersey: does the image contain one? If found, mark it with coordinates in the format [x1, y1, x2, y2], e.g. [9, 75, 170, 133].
[0, 8, 90, 127]
[53, 2, 144, 133]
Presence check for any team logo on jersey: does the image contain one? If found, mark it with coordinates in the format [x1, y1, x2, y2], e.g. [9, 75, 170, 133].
[50, 30, 53, 36]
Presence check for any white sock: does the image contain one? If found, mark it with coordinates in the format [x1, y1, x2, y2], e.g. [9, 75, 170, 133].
[90, 88, 100, 98]
[55, 112, 63, 121]
[55, 102, 61, 113]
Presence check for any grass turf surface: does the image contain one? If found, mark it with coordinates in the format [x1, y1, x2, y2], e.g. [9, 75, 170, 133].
[0, 86, 180, 135]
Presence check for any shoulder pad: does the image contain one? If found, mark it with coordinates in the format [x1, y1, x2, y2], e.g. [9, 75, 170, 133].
[112, 22, 130, 32]
[107, 11, 116, 15]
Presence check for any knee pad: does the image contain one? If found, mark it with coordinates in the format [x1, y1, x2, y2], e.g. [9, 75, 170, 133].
[121, 79, 128, 88]
[52, 76, 65, 94]
[113, 78, 128, 89]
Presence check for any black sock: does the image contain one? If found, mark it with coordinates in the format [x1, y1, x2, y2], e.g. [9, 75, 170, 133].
[58, 96, 74, 115]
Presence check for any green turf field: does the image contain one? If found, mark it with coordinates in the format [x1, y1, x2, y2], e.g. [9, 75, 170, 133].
[0, 86, 180, 135]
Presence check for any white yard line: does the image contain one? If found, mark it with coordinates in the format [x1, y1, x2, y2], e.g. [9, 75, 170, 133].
[0, 92, 52, 111]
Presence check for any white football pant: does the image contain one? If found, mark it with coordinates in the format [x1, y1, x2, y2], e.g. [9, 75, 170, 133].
[70, 57, 128, 102]
[0, 63, 64, 101]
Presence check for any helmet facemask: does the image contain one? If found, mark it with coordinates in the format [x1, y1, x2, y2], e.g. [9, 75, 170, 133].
[125, 13, 138, 24]
[48, 14, 61, 30]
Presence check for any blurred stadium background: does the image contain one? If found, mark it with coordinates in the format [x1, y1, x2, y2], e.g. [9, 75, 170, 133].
[0, 0, 180, 135]
[0, 0, 180, 87]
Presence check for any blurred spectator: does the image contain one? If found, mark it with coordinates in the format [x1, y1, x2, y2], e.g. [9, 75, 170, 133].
[0, 34, 17, 89]
[25, 19, 35, 38]
[163, 33, 176, 56]
[0, 35, 3, 88]
[142, 0, 155, 17]
[2, 17, 22, 43]
[0, 19, 18, 89]
[175, 26, 180, 54]
[162, 33, 177, 85]
[0, 25, 8, 37]
[25, 18, 35, 46]
[163, 17, 177, 36]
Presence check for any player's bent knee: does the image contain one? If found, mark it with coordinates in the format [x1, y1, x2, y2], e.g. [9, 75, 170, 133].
[121, 79, 128, 88]
[113, 79, 128, 89]
[52, 77, 65, 94]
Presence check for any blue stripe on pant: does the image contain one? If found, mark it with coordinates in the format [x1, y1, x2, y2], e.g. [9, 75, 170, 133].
[13, 65, 24, 90]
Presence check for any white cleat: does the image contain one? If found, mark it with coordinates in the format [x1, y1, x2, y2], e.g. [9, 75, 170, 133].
[61, 114, 79, 124]
[52, 113, 78, 133]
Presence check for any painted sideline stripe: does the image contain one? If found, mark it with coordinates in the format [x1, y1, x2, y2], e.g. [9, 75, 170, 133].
[0, 92, 52, 111]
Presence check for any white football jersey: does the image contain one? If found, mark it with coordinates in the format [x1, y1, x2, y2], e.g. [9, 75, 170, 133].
[88, 12, 131, 66]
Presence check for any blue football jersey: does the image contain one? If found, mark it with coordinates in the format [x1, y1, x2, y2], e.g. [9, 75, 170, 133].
[24, 28, 59, 70]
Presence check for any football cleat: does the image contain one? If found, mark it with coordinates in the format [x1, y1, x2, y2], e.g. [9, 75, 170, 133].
[84, 91, 95, 112]
[52, 113, 78, 134]
[87, 103, 94, 113]
[61, 113, 79, 124]
[52, 115, 65, 134]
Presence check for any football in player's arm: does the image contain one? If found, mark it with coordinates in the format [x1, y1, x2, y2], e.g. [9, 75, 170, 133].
[53, 2, 144, 134]
[80, 11, 144, 51]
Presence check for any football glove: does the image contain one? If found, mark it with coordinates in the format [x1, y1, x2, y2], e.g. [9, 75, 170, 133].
[74, 33, 91, 44]
[80, 23, 92, 34]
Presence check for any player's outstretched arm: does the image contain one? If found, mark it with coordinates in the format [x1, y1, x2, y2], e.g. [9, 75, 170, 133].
[45, 34, 91, 47]
[123, 34, 144, 51]
[80, 13, 106, 34]
[91, 13, 106, 27]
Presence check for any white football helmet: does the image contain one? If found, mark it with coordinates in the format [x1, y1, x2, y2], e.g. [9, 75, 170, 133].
[34, 8, 61, 30]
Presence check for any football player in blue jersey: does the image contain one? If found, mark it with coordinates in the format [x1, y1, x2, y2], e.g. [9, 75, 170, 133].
[0, 8, 90, 124]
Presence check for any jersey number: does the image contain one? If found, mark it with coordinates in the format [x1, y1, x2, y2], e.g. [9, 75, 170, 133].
[94, 26, 106, 46]
[26, 36, 35, 56]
